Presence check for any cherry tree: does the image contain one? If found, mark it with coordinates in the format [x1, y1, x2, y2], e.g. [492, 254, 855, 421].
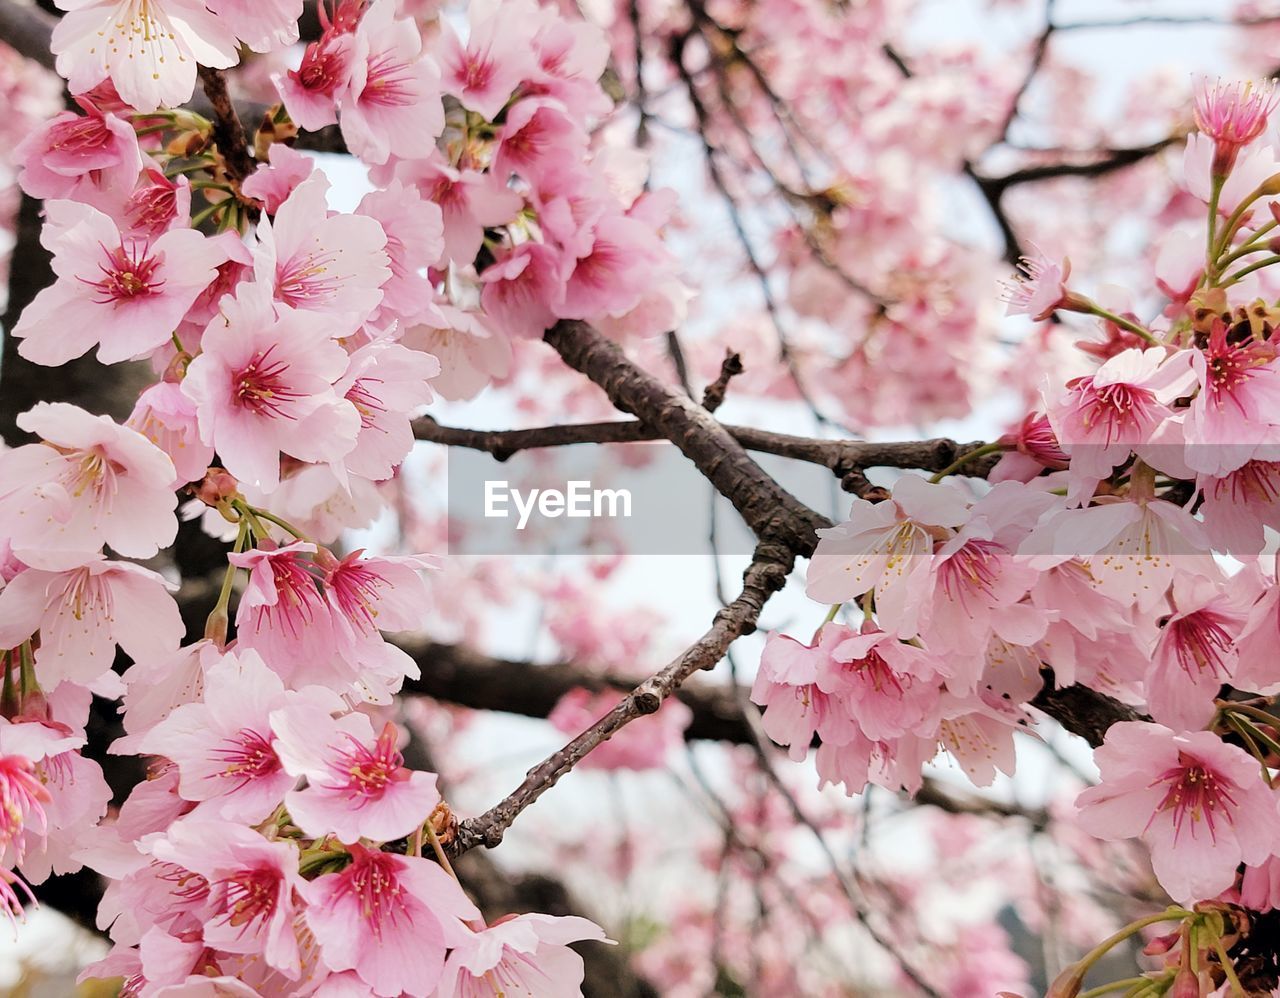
[1, 0, 1280, 995]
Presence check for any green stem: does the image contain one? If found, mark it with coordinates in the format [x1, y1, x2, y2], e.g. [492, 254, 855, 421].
[163, 158, 215, 178]
[247, 506, 311, 542]
[1079, 977, 1156, 998]
[204, 520, 251, 644]
[1213, 934, 1246, 997]
[928, 442, 1006, 483]
[1207, 175, 1225, 283]
[1070, 909, 1193, 985]
[17, 641, 37, 699]
[1218, 220, 1278, 268]
[1221, 254, 1280, 286]
[189, 200, 225, 229]
[1225, 713, 1276, 786]
[1087, 305, 1159, 345]
[1222, 701, 1280, 733]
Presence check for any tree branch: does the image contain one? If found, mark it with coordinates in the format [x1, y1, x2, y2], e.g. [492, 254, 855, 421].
[450, 542, 794, 853]
[197, 66, 255, 183]
[413, 413, 992, 478]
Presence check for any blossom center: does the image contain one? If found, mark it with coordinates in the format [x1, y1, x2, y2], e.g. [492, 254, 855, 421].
[213, 729, 281, 784]
[83, 242, 165, 305]
[1148, 752, 1238, 843]
[219, 866, 280, 929]
[231, 345, 302, 419]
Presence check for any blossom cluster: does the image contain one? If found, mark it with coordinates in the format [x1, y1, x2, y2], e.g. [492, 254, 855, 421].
[0, 0, 700, 990]
[758, 78, 1280, 990]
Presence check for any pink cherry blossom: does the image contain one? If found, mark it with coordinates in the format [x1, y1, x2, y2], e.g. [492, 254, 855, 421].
[276, 31, 357, 131]
[16, 101, 141, 207]
[554, 213, 672, 321]
[0, 558, 183, 687]
[1198, 460, 1280, 556]
[437, 912, 611, 998]
[333, 340, 440, 481]
[1046, 346, 1196, 483]
[402, 308, 513, 401]
[1183, 320, 1280, 476]
[341, 0, 444, 164]
[480, 241, 565, 340]
[181, 283, 361, 492]
[1076, 722, 1279, 903]
[14, 749, 111, 885]
[240, 143, 315, 215]
[228, 543, 342, 682]
[318, 548, 437, 642]
[136, 649, 339, 824]
[0, 402, 177, 568]
[435, 1, 537, 120]
[51, 0, 239, 112]
[749, 626, 862, 760]
[254, 172, 390, 325]
[302, 844, 480, 997]
[398, 157, 524, 266]
[805, 475, 970, 607]
[12, 200, 224, 366]
[1145, 573, 1251, 731]
[270, 707, 439, 842]
[128, 381, 215, 488]
[149, 818, 306, 977]
[1000, 246, 1073, 322]
[1194, 78, 1278, 175]
[123, 169, 192, 239]
[493, 99, 587, 185]
[354, 181, 444, 322]
[828, 627, 943, 741]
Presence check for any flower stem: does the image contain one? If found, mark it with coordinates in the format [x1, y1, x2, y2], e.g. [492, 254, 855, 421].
[928, 442, 1006, 483]
[247, 506, 311, 542]
[1220, 254, 1280, 286]
[1212, 933, 1246, 997]
[205, 519, 251, 645]
[1086, 305, 1159, 345]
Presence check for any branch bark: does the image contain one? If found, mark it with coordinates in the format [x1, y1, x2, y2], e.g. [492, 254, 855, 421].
[450, 542, 794, 853]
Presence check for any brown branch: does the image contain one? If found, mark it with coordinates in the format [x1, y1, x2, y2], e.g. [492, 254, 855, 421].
[701, 350, 744, 413]
[197, 67, 255, 183]
[980, 136, 1181, 191]
[450, 542, 794, 853]
[412, 412, 991, 479]
[543, 320, 832, 552]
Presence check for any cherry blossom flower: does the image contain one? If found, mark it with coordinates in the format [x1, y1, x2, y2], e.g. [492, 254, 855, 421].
[749, 626, 862, 760]
[1198, 460, 1280, 556]
[181, 283, 361, 492]
[240, 143, 315, 215]
[480, 241, 565, 340]
[805, 475, 970, 607]
[828, 627, 943, 741]
[354, 181, 443, 323]
[51, 1, 235, 110]
[1000, 247, 1075, 322]
[123, 169, 192, 238]
[1183, 320, 1280, 477]
[436, 913, 611, 998]
[16, 101, 141, 207]
[0, 402, 178, 568]
[136, 649, 340, 824]
[401, 308, 513, 401]
[1046, 347, 1196, 484]
[341, 0, 444, 164]
[228, 543, 342, 683]
[332, 340, 440, 481]
[254, 172, 390, 325]
[127, 382, 215, 488]
[302, 844, 480, 997]
[149, 818, 306, 977]
[277, 31, 358, 131]
[1145, 573, 1251, 731]
[435, 0, 537, 120]
[1076, 722, 1278, 902]
[1194, 78, 1278, 176]
[12, 200, 224, 367]
[0, 558, 183, 688]
[270, 707, 439, 842]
